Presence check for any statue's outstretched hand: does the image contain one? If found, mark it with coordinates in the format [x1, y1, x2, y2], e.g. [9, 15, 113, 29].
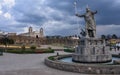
[75, 13, 85, 17]
[75, 13, 79, 16]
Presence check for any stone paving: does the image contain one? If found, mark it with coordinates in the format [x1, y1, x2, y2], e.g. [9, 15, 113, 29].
[0, 51, 81, 75]
[0, 51, 116, 75]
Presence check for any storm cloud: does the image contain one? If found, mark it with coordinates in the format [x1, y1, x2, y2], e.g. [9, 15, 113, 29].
[0, 0, 120, 36]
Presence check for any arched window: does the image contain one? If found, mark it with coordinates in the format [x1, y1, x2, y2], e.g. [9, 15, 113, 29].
[36, 35, 38, 38]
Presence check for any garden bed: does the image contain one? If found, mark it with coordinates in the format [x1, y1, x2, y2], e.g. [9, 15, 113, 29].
[64, 48, 75, 53]
[6, 48, 54, 54]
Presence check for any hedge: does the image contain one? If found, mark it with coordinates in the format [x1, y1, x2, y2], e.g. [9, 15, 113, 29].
[64, 49, 75, 53]
[6, 48, 54, 54]
[48, 56, 55, 60]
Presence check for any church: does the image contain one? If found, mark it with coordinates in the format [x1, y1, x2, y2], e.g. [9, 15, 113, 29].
[19, 26, 44, 38]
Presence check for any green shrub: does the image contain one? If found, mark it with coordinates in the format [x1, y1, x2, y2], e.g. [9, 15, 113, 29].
[30, 45, 36, 51]
[7, 49, 23, 54]
[64, 49, 75, 53]
[21, 45, 26, 53]
[47, 47, 54, 53]
[24, 49, 35, 53]
[48, 47, 51, 50]
[44, 47, 54, 53]
[48, 56, 55, 60]
[44, 49, 54, 53]
[6, 47, 54, 54]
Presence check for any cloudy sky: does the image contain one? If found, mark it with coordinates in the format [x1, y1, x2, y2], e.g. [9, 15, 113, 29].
[0, 0, 120, 36]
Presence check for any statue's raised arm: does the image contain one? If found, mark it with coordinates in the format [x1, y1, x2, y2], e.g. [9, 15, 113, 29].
[76, 13, 85, 17]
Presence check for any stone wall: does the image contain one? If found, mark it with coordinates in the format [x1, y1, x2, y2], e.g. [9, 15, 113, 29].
[45, 55, 120, 74]
[8, 36, 78, 46]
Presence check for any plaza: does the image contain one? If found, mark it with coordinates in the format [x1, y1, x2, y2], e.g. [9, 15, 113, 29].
[0, 51, 89, 75]
[0, 0, 120, 75]
[0, 50, 120, 75]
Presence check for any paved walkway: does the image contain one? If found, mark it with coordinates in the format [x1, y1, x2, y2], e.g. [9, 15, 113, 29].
[0, 51, 89, 75]
[0, 52, 113, 75]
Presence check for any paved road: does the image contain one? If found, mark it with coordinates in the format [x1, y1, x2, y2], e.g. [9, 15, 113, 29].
[0, 52, 113, 75]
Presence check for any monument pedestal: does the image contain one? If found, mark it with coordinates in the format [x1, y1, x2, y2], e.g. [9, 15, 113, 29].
[72, 38, 112, 63]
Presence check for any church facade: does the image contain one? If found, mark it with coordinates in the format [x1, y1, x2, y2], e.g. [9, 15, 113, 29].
[19, 26, 44, 38]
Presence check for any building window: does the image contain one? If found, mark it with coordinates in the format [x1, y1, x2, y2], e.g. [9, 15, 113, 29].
[36, 35, 38, 38]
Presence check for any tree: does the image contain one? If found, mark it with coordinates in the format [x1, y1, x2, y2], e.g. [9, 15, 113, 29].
[101, 35, 106, 39]
[112, 34, 118, 39]
[74, 34, 78, 38]
[0, 37, 14, 52]
[0, 37, 14, 46]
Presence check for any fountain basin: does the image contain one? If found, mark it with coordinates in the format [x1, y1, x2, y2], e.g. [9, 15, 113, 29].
[72, 54, 112, 63]
[45, 54, 120, 74]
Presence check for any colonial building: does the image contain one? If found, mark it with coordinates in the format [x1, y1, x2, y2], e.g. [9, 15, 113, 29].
[7, 33, 16, 36]
[19, 26, 44, 38]
[0, 27, 78, 47]
[8, 35, 78, 47]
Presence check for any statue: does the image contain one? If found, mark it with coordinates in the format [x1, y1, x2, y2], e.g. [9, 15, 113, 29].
[76, 7, 97, 38]
[73, 5, 112, 63]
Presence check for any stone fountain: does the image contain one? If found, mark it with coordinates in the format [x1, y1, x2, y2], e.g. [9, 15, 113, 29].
[72, 7, 112, 63]
[45, 7, 120, 74]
